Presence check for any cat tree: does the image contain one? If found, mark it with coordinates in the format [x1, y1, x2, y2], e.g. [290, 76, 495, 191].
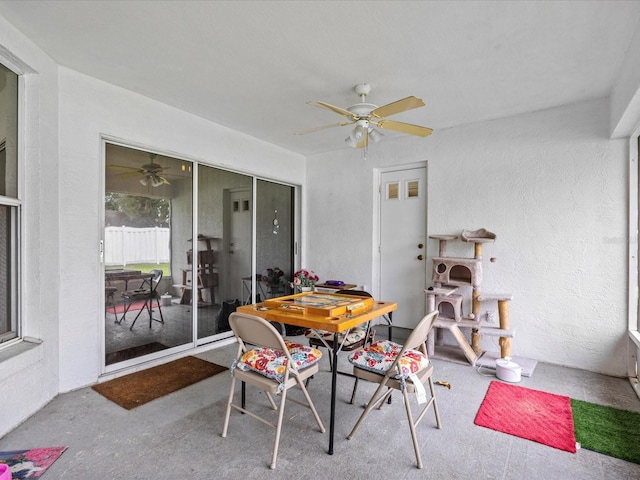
[425, 229, 536, 375]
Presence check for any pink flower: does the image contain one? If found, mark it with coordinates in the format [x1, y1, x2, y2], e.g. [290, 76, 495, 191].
[292, 269, 319, 288]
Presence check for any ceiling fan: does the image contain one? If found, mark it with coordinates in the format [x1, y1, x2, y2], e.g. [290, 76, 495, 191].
[297, 84, 433, 149]
[108, 153, 170, 187]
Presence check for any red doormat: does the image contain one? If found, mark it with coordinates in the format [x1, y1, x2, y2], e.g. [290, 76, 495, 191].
[474, 381, 577, 453]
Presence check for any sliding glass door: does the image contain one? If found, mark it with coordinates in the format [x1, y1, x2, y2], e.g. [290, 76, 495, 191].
[103, 143, 297, 367]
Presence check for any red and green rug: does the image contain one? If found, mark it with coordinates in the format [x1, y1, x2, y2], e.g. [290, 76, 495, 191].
[475, 381, 640, 464]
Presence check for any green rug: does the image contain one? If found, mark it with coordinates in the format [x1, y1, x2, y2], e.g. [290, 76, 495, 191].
[571, 398, 640, 464]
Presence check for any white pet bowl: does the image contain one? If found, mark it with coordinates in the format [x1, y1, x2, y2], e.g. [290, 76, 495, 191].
[496, 357, 522, 383]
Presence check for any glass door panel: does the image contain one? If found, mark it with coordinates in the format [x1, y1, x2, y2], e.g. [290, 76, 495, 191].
[197, 165, 252, 341]
[104, 143, 193, 365]
[255, 179, 294, 302]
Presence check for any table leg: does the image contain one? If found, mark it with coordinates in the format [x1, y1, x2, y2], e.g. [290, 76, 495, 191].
[328, 331, 338, 455]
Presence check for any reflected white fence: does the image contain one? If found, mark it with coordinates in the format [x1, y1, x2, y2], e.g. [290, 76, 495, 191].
[104, 226, 170, 266]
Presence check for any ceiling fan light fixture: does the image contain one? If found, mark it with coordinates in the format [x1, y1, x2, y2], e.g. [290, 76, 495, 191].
[369, 128, 383, 144]
[345, 120, 370, 147]
[302, 84, 432, 154]
[345, 135, 359, 147]
[139, 177, 148, 186]
[151, 175, 165, 187]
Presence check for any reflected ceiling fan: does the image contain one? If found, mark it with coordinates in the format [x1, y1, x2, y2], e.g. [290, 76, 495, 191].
[297, 83, 433, 150]
[108, 153, 170, 187]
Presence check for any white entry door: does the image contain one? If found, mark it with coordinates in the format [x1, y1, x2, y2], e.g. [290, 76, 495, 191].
[379, 166, 428, 329]
[228, 189, 252, 301]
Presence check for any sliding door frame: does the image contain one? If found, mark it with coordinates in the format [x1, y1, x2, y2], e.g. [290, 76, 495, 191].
[628, 134, 639, 399]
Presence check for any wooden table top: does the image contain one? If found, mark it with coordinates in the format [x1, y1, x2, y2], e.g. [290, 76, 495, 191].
[237, 298, 397, 333]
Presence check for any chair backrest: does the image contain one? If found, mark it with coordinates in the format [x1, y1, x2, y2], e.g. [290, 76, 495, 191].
[336, 289, 372, 298]
[398, 310, 438, 356]
[149, 269, 163, 290]
[229, 311, 288, 352]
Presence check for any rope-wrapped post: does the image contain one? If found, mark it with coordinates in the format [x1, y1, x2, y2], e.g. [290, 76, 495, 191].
[471, 289, 482, 354]
[498, 299, 511, 358]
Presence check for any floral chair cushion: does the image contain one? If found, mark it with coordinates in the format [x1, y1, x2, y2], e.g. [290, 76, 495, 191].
[348, 339, 429, 378]
[238, 340, 322, 381]
[305, 327, 368, 346]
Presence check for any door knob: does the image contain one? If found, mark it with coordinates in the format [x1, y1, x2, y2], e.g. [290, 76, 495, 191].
[417, 254, 424, 261]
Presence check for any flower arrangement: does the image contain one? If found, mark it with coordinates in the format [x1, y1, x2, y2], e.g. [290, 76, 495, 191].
[290, 269, 319, 289]
[262, 267, 284, 286]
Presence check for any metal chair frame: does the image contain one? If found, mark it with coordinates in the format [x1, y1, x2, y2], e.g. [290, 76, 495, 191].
[347, 311, 442, 469]
[221, 312, 326, 469]
[120, 269, 165, 330]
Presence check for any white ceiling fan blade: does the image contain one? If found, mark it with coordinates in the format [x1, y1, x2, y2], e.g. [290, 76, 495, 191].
[370, 96, 425, 119]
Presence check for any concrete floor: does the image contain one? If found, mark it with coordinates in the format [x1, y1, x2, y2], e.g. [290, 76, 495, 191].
[2, 329, 640, 479]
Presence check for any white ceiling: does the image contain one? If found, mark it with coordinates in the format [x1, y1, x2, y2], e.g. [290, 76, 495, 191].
[1, 0, 639, 156]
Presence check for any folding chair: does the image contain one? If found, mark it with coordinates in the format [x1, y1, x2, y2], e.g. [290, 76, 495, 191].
[120, 269, 165, 330]
[346, 310, 442, 469]
[105, 285, 118, 318]
[305, 290, 376, 372]
[221, 311, 326, 469]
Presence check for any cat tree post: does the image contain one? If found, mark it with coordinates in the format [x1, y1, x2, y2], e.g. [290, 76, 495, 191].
[498, 298, 511, 358]
[471, 289, 482, 354]
[429, 234, 458, 257]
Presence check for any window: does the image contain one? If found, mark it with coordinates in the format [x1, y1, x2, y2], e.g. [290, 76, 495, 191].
[0, 62, 19, 343]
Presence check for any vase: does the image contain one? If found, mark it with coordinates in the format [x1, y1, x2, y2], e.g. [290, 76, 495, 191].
[299, 286, 313, 293]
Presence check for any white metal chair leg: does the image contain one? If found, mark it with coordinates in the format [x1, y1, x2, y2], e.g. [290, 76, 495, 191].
[221, 376, 236, 438]
[403, 387, 423, 469]
[347, 380, 390, 439]
[295, 377, 326, 433]
[270, 388, 288, 469]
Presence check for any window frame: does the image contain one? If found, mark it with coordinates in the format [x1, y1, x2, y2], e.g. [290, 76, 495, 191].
[0, 57, 23, 349]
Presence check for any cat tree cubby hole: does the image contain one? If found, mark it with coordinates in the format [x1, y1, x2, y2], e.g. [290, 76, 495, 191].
[432, 257, 482, 287]
[434, 293, 463, 322]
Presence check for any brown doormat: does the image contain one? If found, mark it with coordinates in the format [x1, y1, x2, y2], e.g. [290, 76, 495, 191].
[92, 356, 228, 409]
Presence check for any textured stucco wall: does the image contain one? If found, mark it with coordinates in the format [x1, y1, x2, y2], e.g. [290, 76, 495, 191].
[56, 68, 305, 392]
[0, 16, 60, 437]
[306, 98, 629, 376]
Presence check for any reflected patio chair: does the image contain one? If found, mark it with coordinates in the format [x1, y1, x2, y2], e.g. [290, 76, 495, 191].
[221, 311, 326, 469]
[346, 310, 441, 469]
[120, 269, 165, 330]
[105, 286, 118, 318]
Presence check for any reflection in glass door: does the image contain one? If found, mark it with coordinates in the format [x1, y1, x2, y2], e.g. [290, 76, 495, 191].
[104, 143, 193, 366]
[104, 146, 297, 364]
[255, 179, 295, 304]
[197, 166, 252, 341]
